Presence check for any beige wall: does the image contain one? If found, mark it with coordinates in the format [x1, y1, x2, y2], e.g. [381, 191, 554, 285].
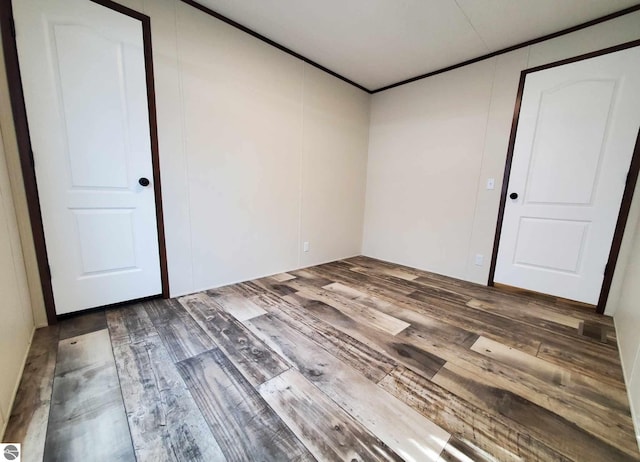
[613, 210, 640, 446]
[158, 0, 370, 294]
[0, 119, 35, 437]
[363, 11, 640, 315]
[0, 25, 47, 327]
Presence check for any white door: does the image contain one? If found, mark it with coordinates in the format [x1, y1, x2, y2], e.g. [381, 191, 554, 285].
[494, 46, 640, 305]
[14, 0, 162, 314]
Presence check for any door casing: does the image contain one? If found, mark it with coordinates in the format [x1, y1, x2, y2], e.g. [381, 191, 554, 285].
[488, 39, 640, 314]
[0, 0, 169, 324]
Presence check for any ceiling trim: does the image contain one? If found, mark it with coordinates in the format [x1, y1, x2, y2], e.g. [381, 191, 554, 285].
[180, 0, 372, 93]
[372, 3, 640, 93]
[180, 1, 640, 95]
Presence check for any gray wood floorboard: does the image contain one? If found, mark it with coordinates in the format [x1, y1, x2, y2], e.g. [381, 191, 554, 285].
[43, 329, 135, 462]
[107, 304, 227, 462]
[144, 299, 216, 362]
[176, 349, 315, 462]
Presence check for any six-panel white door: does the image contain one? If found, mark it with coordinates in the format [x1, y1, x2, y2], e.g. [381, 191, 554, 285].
[495, 46, 640, 305]
[14, 0, 162, 314]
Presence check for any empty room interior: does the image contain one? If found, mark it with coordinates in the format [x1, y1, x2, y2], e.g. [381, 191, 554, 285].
[2, 0, 640, 460]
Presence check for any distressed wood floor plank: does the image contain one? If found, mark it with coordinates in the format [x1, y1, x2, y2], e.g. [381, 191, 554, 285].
[3, 326, 59, 462]
[144, 299, 216, 363]
[302, 263, 542, 355]
[346, 256, 612, 326]
[43, 329, 135, 462]
[245, 313, 450, 461]
[436, 436, 496, 462]
[58, 310, 107, 340]
[259, 368, 403, 462]
[464, 297, 618, 350]
[282, 291, 446, 380]
[314, 261, 626, 389]
[177, 293, 289, 386]
[203, 287, 267, 321]
[432, 362, 639, 461]
[283, 277, 636, 455]
[176, 349, 314, 462]
[379, 366, 570, 462]
[468, 297, 581, 329]
[246, 289, 397, 382]
[106, 305, 226, 462]
[471, 336, 632, 416]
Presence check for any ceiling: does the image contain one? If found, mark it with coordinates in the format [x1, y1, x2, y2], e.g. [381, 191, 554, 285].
[193, 0, 639, 91]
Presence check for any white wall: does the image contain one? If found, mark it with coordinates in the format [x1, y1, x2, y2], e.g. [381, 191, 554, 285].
[363, 11, 640, 314]
[0, 117, 35, 437]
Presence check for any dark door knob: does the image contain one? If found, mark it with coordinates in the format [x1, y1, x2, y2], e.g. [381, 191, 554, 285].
[509, 192, 518, 200]
[139, 177, 150, 187]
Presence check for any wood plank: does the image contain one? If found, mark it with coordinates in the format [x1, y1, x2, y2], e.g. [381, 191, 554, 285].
[144, 298, 216, 362]
[244, 314, 450, 461]
[298, 285, 410, 336]
[260, 274, 413, 339]
[286, 278, 636, 455]
[471, 336, 632, 416]
[259, 368, 403, 462]
[382, 268, 418, 281]
[106, 304, 226, 462]
[379, 366, 570, 462]
[246, 290, 396, 382]
[58, 310, 106, 340]
[282, 291, 446, 380]
[468, 297, 581, 329]
[43, 329, 135, 462]
[204, 287, 266, 321]
[175, 349, 314, 461]
[3, 327, 59, 462]
[436, 436, 496, 462]
[312, 261, 624, 388]
[345, 256, 612, 325]
[464, 297, 616, 349]
[432, 362, 639, 461]
[178, 293, 289, 386]
[302, 262, 542, 355]
[270, 272, 296, 282]
[312, 280, 478, 349]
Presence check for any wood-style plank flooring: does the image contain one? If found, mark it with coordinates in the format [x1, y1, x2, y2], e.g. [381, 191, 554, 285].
[4, 256, 639, 461]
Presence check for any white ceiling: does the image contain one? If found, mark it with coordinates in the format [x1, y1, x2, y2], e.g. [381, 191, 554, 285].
[193, 0, 639, 91]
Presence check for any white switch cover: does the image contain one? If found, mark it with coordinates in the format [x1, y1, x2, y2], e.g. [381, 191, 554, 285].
[486, 178, 495, 190]
[475, 254, 484, 266]
[303, 241, 310, 252]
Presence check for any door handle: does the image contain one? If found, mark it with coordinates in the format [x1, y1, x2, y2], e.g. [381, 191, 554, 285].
[139, 177, 150, 187]
[509, 192, 518, 200]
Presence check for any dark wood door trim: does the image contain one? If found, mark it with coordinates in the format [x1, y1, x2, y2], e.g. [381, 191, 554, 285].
[488, 39, 640, 315]
[0, 0, 170, 324]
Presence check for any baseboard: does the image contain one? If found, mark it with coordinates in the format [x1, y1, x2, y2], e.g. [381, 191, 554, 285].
[0, 325, 36, 441]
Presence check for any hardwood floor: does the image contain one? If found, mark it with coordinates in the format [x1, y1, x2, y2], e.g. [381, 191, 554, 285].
[3, 256, 639, 461]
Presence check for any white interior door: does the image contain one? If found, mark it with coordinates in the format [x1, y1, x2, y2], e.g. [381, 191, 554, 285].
[494, 46, 640, 305]
[14, 0, 162, 314]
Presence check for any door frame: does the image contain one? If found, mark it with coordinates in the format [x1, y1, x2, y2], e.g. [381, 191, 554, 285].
[0, 0, 170, 324]
[488, 39, 640, 314]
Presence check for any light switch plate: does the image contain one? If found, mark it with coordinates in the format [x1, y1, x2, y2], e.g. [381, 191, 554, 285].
[487, 178, 495, 190]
